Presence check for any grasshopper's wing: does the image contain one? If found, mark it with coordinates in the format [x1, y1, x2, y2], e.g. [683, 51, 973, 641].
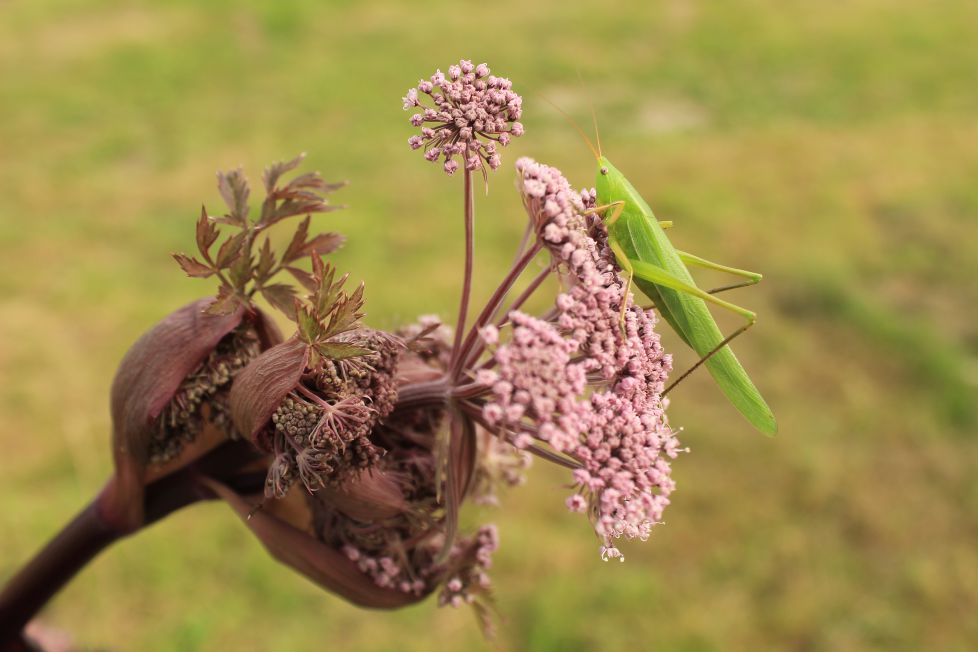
[625, 215, 778, 436]
[680, 308, 777, 435]
[633, 276, 693, 348]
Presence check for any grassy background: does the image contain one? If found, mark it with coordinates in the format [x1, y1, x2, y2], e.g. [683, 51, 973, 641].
[2, 1, 977, 650]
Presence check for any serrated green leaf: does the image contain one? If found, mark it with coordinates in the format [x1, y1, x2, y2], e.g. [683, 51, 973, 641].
[215, 231, 247, 269]
[206, 285, 240, 315]
[227, 251, 253, 289]
[296, 302, 322, 343]
[282, 216, 311, 264]
[315, 341, 372, 361]
[261, 283, 297, 319]
[256, 237, 276, 282]
[284, 265, 317, 292]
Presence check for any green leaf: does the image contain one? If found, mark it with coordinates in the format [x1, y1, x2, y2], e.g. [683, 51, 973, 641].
[315, 341, 372, 361]
[205, 285, 240, 315]
[282, 216, 311, 264]
[227, 250, 253, 289]
[255, 237, 275, 282]
[261, 283, 297, 319]
[315, 270, 346, 319]
[322, 283, 365, 339]
[172, 253, 214, 278]
[284, 265, 317, 292]
[296, 302, 323, 343]
[215, 231, 247, 269]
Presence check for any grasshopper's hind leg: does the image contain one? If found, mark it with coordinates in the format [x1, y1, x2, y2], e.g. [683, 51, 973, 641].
[663, 320, 754, 396]
[627, 258, 757, 389]
[676, 250, 762, 295]
[629, 259, 757, 324]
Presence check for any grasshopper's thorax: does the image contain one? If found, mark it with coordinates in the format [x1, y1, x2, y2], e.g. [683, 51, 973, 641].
[594, 155, 618, 205]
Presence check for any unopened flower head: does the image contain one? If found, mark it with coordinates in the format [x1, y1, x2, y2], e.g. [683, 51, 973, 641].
[404, 59, 523, 176]
[151, 325, 261, 464]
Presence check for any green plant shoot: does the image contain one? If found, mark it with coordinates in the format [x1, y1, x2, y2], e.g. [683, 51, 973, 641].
[583, 130, 777, 435]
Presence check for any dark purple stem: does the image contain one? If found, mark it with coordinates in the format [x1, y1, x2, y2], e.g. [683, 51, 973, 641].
[0, 500, 118, 642]
[451, 242, 542, 381]
[463, 264, 551, 371]
[0, 443, 264, 644]
[449, 168, 475, 375]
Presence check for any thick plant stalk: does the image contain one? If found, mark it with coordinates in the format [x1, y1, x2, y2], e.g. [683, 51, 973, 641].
[0, 498, 118, 643]
[450, 168, 475, 377]
[0, 443, 265, 645]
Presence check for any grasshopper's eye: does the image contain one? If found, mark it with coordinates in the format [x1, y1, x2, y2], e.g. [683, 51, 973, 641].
[600, 167, 608, 175]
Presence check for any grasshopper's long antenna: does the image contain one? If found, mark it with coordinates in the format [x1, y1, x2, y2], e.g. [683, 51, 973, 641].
[576, 68, 603, 158]
[542, 96, 600, 163]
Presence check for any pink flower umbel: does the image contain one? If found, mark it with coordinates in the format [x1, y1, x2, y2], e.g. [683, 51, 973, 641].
[404, 59, 523, 178]
[474, 158, 683, 560]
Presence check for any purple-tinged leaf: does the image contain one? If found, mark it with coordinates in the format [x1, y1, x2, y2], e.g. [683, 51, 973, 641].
[301, 232, 345, 257]
[262, 153, 306, 193]
[205, 285, 240, 316]
[229, 337, 309, 444]
[261, 283, 297, 320]
[282, 216, 311, 264]
[111, 297, 244, 465]
[284, 265, 317, 292]
[317, 473, 408, 521]
[195, 205, 220, 261]
[256, 238, 276, 282]
[215, 231, 247, 269]
[267, 200, 340, 226]
[204, 478, 427, 609]
[172, 253, 214, 278]
[217, 167, 250, 224]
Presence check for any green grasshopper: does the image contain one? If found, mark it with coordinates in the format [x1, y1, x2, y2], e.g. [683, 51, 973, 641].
[582, 129, 777, 435]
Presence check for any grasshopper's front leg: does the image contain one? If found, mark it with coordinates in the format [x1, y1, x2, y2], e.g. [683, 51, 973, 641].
[608, 237, 635, 329]
[585, 201, 632, 329]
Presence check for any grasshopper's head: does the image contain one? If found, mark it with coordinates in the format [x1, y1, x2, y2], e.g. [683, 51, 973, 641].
[594, 155, 619, 203]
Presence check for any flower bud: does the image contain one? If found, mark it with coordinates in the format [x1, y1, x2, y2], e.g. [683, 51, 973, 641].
[230, 328, 402, 500]
[106, 298, 280, 529]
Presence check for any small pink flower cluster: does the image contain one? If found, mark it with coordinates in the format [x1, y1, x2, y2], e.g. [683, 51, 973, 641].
[437, 525, 499, 608]
[339, 523, 499, 602]
[341, 544, 428, 596]
[403, 59, 523, 176]
[481, 158, 682, 559]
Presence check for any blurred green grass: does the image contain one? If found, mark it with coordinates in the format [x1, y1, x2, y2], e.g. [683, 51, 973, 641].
[2, 0, 977, 650]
